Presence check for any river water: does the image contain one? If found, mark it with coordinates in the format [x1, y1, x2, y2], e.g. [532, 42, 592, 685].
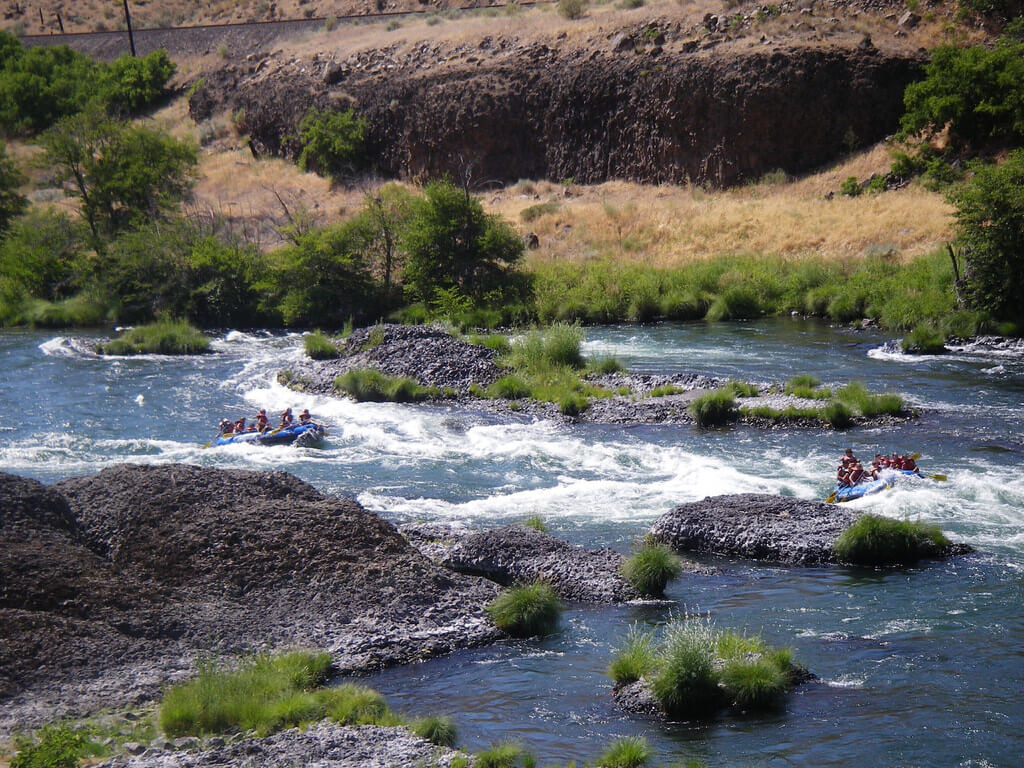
[2, 319, 1022, 767]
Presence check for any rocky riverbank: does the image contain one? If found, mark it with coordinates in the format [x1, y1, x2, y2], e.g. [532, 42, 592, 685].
[0, 465, 503, 738]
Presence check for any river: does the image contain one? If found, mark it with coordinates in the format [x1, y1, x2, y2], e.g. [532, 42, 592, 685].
[2, 318, 1022, 767]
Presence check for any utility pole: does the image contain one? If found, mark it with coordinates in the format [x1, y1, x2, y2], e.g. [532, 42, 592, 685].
[55, 12, 64, 33]
[122, 0, 137, 56]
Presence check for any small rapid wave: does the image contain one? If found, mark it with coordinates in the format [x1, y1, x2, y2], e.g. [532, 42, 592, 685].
[38, 336, 100, 358]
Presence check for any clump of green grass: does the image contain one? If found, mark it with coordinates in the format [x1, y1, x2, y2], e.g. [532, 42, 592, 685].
[475, 742, 533, 768]
[411, 715, 457, 747]
[689, 387, 738, 427]
[833, 514, 950, 565]
[741, 404, 824, 423]
[470, 332, 511, 354]
[608, 624, 658, 685]
[590, 356, 625, 375]
[10, 724, 95, 768]
[486, 582, 562, 638]
[488, 375, 532, 400]
[823, 400, 854, 428]
[99, 319, 210, 355]
[723, 379, 759, 397]
[158, 651, 335, 737]
[334, 369, 437, 402]
[784, 375, 831, 399]
[522, 513, 547, 533]
[520, 201, 560, 222]
[597, 735, 652, 768]
[613, 615, 799, 719]
[836, 381, 904, 417]
[621, 539, 682, 596]
[303, 330, 339, 359]
[648, 384, 685, 397]
[558, 392, 590, 416]
[902, 323, 947, 354]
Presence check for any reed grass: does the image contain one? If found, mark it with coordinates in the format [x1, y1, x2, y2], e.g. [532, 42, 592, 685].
[521, 513, 548, 532]
[486, 582, 562, 637]
[608, 624, 657, 685]
[597, 735, 652, 768]
[334, 368, 438, 402]
[410, 715, 457, 747]
[689, 387, 739, 427]
[99, 319, 210, 355]
[833, 514, 950, 565]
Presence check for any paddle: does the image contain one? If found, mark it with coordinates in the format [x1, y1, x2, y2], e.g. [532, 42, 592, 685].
[907, 453, 946, 480]
[826, 490, 838, 504]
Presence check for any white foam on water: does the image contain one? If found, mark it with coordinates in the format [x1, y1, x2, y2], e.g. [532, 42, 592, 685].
[38, 336, 98, 358]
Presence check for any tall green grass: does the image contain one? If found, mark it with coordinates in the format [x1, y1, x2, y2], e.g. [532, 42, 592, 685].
[304, 330, 339, 359]
[689, 387, 739, 427]
[833, 514, 950, 565]
[334, 368, 438, 402]
[486, 582, 562, 637]
[99, 319, 210, 355]
[608, 624, 658, 686]
[597, 735, 652, 768]
[835, 381, 904, 417]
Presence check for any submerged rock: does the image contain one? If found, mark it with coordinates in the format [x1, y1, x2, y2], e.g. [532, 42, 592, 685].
[0, 465, 500, 737]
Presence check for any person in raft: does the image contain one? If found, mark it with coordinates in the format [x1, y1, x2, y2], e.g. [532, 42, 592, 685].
[218, 418, 233, 435]
[280, 407, 294, 429]
[255, 408, 270, 433]
[233, 416, 247, 434]
[298, 408, 313, 425]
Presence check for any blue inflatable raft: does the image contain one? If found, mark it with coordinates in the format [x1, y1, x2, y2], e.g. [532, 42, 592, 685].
[831, 468, 922, 503]
[213, 423, 326, 447]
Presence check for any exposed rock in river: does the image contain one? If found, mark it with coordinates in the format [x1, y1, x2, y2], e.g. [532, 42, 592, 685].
[0, 466, 500, 737]
[650, 493, 970, 565]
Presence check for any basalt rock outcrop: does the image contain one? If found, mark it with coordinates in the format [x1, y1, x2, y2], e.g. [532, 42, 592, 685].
[649, 493, 969, 565]
[191, 33, 923, 187]
[0, 465, 501, 738]
[403, 523, 696, 603]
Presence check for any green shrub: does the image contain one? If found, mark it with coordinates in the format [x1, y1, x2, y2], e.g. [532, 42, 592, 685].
[557, 0, 586, 19]
[488, 375, 532, 400]
[597, 735, 651, 768]
[522, 514, 547, 533]
[608, 624, 657, 685]
[839, 176, 862, 197]
[411, 715, 457, 747]
[486, 582, 561, 637]
[902, 323, 947, 354]
[296, 108, 369, 181]
[159, 651, 333, 737]
[11, 725, 90, 768]
[99, 319, 210, 355]
[689, 388, 738, 428]
[621, 540, 682, 596]
[833, 514, 950, 565]
[304, 330, 339, 359]
[704, 285, 761, 321]
[520, 201, 560, 222]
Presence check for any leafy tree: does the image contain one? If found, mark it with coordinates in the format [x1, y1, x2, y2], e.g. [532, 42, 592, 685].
[402, 180, 525, 305]
[0, 140, 27, 234]
[948, 150, 1024, 324]
[351, 183, 414, 301]
[269, 220, 377, 327]
[99, 49, 176, 116]
[0, 208, 84, 301]
[900, 35, 1024, 150]
[296, 108, 369, 181]
[41, 109, 198, 239]
[185, 235, 267, 327]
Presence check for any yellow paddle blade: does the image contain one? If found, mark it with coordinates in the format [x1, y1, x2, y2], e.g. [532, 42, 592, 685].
[928, 473, 947, 481]
[826, 491, 838, 504]
[910, 452, 922, 460]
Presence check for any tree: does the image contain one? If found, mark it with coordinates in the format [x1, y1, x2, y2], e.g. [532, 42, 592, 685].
[99, 49, 176, 117]
[0, 209, 83, 301]
[0, 140, 27, 235]
[401, 180, 524, 305]
[185, 235, 267, 327]
[296, 108, 369, 182]
[270, 220, 377, 328]
[41, 109, 198, 240]
[351, 183, 414, 302]
[948, 150, 1024, 324]
[900, 36, 1024, 150]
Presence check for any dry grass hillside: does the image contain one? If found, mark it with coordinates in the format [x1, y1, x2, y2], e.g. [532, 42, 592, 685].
[10, 0, 980, 264]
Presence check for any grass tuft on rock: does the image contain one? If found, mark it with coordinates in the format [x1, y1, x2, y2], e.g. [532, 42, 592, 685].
[99, 319, 210, 355]
[689, 387, 739, 427]
[303, 330, 339, 359]
[597, 735, 652, 768]
[475, 742, 533, 768]
[621, 539, 683, 596]
[486, 582, 562, 638]
[608, 624, 658, 686]
[833, 514, 950, 565]
[521, 513, 547, 532]
[411, 715, 457, 747]
[158, 651, 335, 737]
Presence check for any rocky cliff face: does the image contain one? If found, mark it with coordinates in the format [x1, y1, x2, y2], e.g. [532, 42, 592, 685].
[192, 35, 922, 187]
